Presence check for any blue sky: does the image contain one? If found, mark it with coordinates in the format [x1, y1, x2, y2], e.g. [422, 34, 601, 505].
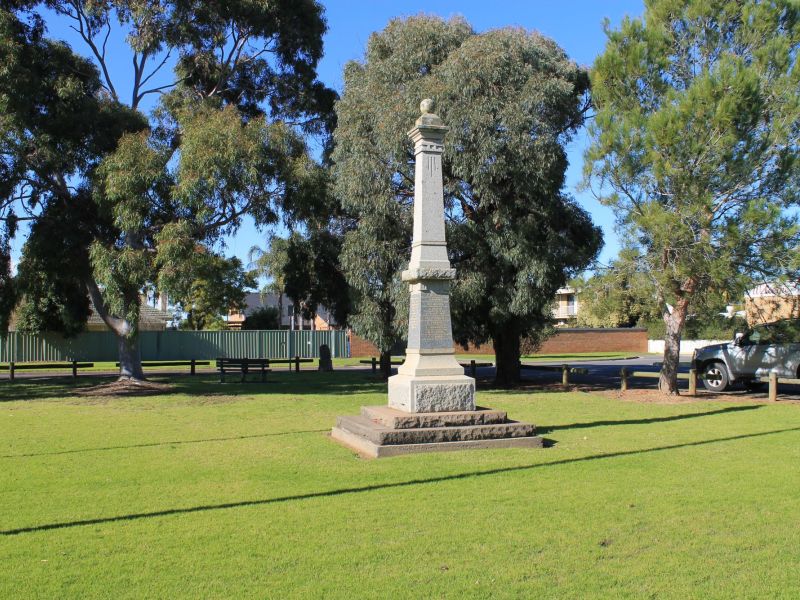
[12, 0, 646, 273]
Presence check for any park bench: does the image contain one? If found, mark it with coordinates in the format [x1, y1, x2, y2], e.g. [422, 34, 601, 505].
[114, 360, 210, 375]
[216, 358, 271, 383]
[0, 361, 94, 382]
[266, 356, 314, 373]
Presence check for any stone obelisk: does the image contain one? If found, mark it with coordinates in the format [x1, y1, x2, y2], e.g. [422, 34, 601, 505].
[330, 100, 542, 458]
[388, 99, 475, 413]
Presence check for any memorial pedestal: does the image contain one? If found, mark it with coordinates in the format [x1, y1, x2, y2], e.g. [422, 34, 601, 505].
[331, 406, 543, 458]
[331, 100, 543, 457]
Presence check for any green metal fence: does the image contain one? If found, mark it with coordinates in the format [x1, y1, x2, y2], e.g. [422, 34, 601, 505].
[0, 330, 349, 363]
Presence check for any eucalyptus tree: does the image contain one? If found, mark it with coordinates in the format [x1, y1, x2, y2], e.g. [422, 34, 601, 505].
[333, 16, 601, 385]
[0, 2, 334, 379]
[586, 0, 800, 393]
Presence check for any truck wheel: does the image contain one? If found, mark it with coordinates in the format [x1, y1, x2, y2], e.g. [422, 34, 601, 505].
[702, 362, 729, 392]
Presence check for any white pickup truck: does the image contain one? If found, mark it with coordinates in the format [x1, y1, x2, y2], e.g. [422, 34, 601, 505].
[692, 319, 800, 392]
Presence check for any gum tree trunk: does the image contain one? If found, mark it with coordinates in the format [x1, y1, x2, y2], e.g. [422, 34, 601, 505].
[493, 325, 521, 388]
[86, 279, 146, 381]
[118, 333, 145, 380]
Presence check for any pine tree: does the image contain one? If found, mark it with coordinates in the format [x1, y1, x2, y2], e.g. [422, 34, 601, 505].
[586, 0, 800, 393]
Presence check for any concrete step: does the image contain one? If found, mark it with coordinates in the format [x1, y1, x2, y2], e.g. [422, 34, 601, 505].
[361, 405, 507, 429]
[331, 425, 543, 458]
[336, 414, 535, 446]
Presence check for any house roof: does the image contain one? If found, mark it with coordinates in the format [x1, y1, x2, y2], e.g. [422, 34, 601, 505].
[746, 282, 800, 299]
[87, 297, 171, 327]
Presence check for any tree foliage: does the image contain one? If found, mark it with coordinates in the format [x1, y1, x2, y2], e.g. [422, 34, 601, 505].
[0, 2, 334, 378]
[575, 249, 663, 328]
[242, 306, 280, 330]
[333, 16, 601, 384]
[586, 0, 800, 392]
[170, 253, 254, 331]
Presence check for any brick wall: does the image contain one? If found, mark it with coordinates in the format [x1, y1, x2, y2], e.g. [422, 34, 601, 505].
[349, 332, 379, 357]
[349, 328, 647, 357]
[536, 328, 648, 354]
[455, 328, 647, 355]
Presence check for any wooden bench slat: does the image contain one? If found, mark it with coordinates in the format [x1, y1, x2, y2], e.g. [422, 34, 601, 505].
[267, 358, 314, 364]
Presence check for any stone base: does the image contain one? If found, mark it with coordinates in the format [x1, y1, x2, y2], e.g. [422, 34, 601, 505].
[388, 373, 475, 413]
[331, 405, 544, 458]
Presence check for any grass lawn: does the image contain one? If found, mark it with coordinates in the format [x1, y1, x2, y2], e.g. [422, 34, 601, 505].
[2, 372, 799, 598]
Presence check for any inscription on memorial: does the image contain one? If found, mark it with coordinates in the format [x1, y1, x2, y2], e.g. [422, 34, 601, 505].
[418, 288, 453, 349]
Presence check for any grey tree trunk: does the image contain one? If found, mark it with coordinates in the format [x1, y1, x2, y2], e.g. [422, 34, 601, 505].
[86, 279, 146, 381]
[118, 334, 145, 380]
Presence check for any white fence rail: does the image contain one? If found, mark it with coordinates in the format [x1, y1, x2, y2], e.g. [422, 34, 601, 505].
[647, 339, 730, 355]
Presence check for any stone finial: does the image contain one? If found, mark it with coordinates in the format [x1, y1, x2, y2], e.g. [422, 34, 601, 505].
[413, 98, 445, 130]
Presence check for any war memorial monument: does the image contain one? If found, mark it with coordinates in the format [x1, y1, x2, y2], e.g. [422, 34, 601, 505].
[332, 100, 543, 457]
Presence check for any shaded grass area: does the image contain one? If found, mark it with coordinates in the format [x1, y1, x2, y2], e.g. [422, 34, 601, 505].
[2, 372, 799, 598]
[0, 352, 637, 379]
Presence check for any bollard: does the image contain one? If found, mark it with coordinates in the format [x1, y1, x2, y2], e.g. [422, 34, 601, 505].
[562, 364, 569, 387]
[294, 355, 300, 373]
[470, 359, 477, 378]
[688, 368, 697, 396]
[769, 372, 778, 402]
[9, 361, 14, 382]
[371, 356, 377, 374]
[190, 359, 196, 376]
[620, 367, 627, 392]
[72, 360, 78, 379]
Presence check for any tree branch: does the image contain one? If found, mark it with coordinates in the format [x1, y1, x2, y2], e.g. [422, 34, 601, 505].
[64, 1, 119, 101]
[85, 278, 130, 337]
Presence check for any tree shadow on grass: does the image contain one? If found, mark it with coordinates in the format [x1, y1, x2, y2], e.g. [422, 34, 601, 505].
[535, 405, 761, 434]
[0, 428, 330, 459]
[0, 372, 386, 403]
[4, 425, 799, 537]
[0, 375, 118, 403]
